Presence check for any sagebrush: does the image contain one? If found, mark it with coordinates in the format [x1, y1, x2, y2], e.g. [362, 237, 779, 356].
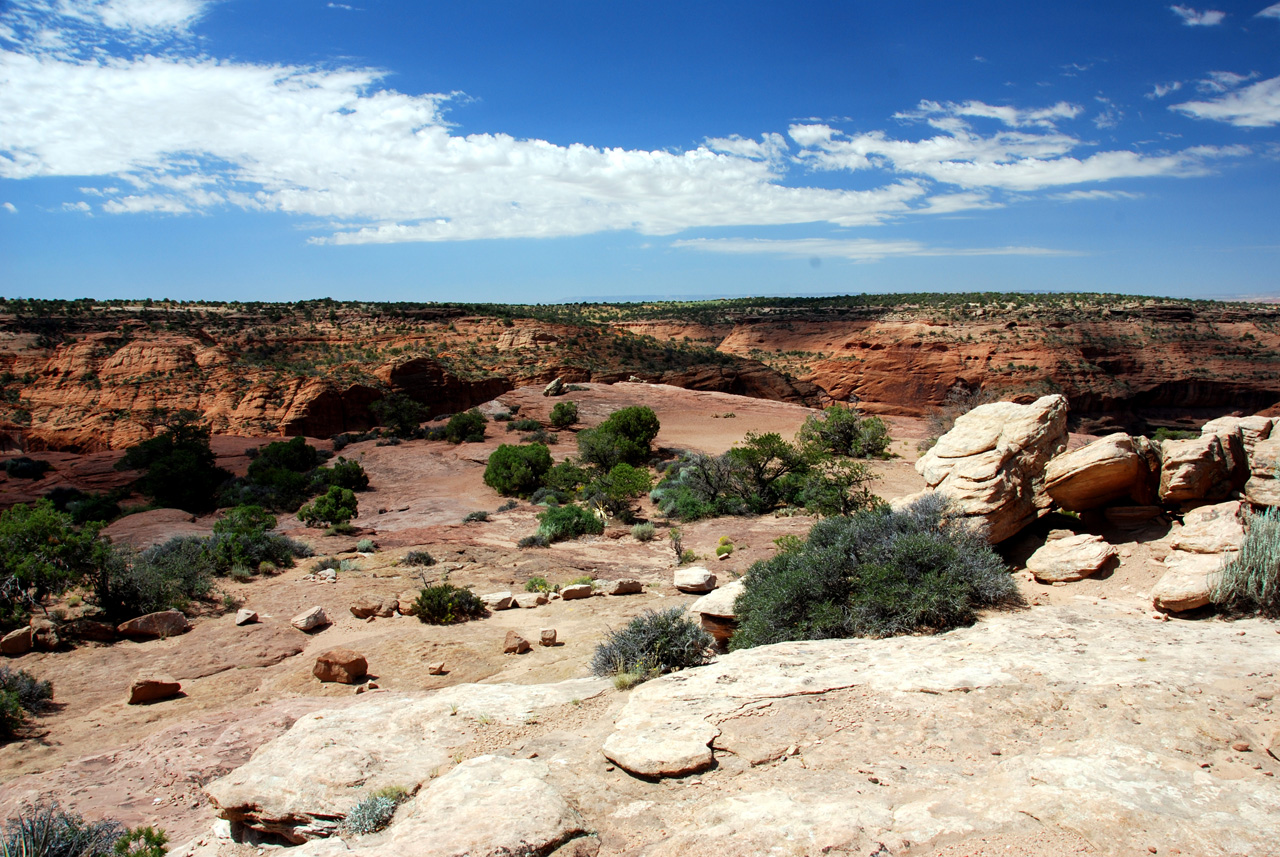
[1211, 507, 1280, 617]
[590, 606, 712, 682]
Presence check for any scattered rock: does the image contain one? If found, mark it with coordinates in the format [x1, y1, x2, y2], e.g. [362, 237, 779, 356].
[560, 584, 593, 600]
[690, 579, 745, 649]
[1152, 551, 1228, 612]
[1159, 431, 1248, 504]
[1026, 533, 1117, 583]
[674, 567, 716, 593]
[313, 649, 368, 684]
[349, 597, 383, 619]
[540, 629, 557, 647]
[504, 631, 531, 654]
[1, 626, 33, 656]
[1044, 432, 1159, 510]
[514, 592, 548, 608]
[128, 673, 181, 704]
[542, 377, 565, 397]
[117, 609, 191, 640]
[481, 591, 515, 610]
[915, 394, 1069, 543]
[291, 606, 329, 632]
[427, 662, 446, 675]
[235, 609, 259, 626]
[28, 617, 59, 650]
[397, 590, 419, 616]
[1170, 500, 1246, 554]
[605, 579, 643, 596]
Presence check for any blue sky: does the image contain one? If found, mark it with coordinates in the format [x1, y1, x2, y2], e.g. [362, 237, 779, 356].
[2, 0, 1279, 303]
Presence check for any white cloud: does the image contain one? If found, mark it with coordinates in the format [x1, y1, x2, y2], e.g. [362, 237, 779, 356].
[1196, 70, 1259, 94]
[61, 199, 90, 211]
[1093, 97, 1123, 129]
[896, 99, 1082, 129]
[327, 3, 356, 9]
[1050, 189, 1143, 202]
[1172, 74, 1280, 126]
[1170, 5, 1226, 25]
[2, 202, 16, 213]
[102, 194, 189, 213]
[673, 237, 1076, 262]
[1259, 2, 1280, 18]
[1146, 81, 1183, 100]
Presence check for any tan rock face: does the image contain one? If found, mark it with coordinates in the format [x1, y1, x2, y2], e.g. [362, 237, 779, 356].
[1159, 431, 1248, 504]
[1170, 501, 1246, 554]
[673, 567, 716, 593]
[1044, 433, 1158, 511]
[313, 649, 368, 685]
[1244, 436, 1280, 507]
[1152, 551, 1228, 612]
[1026, 533, 1118, 583]
[916, 395, 1069, 543]
[1, 626, 33, 656]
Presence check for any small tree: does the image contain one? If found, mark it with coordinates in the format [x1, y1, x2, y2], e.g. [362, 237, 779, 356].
[576, 406, 659, 470]
[443, 409, 487, 444]
[798, 406, 891, 459]
[298, 486, 358, 527]
[371, 393, 428, 438]
[549, 401, 579, 428]
[584, 463, 653, 522]
[117, 413, 230, 514]
[0, 501, 105, 626]
[484, 443, 553, 497]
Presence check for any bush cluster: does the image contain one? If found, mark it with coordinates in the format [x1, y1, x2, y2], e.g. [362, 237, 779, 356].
[0, 500, 104, 626]
[442, 409, 487, 444]
[116, 415, 231, 514]
[2, 457, 51, 480]
[298, 486, 358, 528]
[576, 406, 659, 471]
[1212, 507, 1280, 617]
[0, 800, 124, 857]
[0, 666, 53, 739]
[218, 437, 368, 512]
[797, 406, 891, 459]
[730, 495, 1020, 650]
[483, 443, 553, 497]
[590, 607, 712, 683]
[413, 583, 486, 625]
[549, 401, 578, 428]
[536, 504, 603, 543]
[402, 550, 435, 567]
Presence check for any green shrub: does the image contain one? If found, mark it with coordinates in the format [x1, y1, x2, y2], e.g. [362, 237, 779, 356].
[505, 418, 542, 433]
[0, 500, 105, 626]
[483, 443, 553, 497]
[402, 550, 435, 567]
[798, 459, 883, 517]
[46, 488, 122, 526]
[549, 401, 579, 428]
[340, 794, 399, 836]
[443, 409, 487, 444]
[1212, 507, 1280, 617]
[715, 541, 733, 557]
[113, 827, 167, 857]
[316, 556, 341, 571]
[463, 510, 490, 523]
[206, 506, 308, 573]
[0, 800, 123, 857]
[565, 575, 595, 587]
[2, 457, 51, 480]
[414, 584, 486, 625]
[576, 406, 659, 470]
[0, 666, 53, 740]
[536, 504, 603, 543]
[524, 576, 551, 593]
[631, 522, 656, 542]
[517, 535, 548, 549]
[543, 460, 590, 493]
[299, 486, 358, 527]
[371, 393, 428, 438]
[797, 407, 891, 459]
[590, 606, 712, 682]
[317, 457, 370, 492]
[521, 429, 557, 445]
[497, 499, 518, 512]
[355, 538, 377, 553]
[730, 495, 1020, 650]
[583, 463, 652, 522]
[94, 537, 215, 621]
[117, 415, 230, 514]
[1151, 427, 1199, 443]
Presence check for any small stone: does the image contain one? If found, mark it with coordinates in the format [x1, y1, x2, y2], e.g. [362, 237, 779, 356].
[482, 591, 515, 610]
[313, 649, 368, 684]
[128, 674, 181, 704]
[540, 629, 557, 647]
[291, 606, 329, 632]
[503, 630, 531, 654]
[674, 567, 716, 593]
[235, 609, 258, 626]
[1, 626, 33, 656]
[606, 579, 643, 596]
[349, 596, 383, 619]
[560, 584, 593, 600]
[427, 662, 446, 675]
[1232, 741, 1251, 752]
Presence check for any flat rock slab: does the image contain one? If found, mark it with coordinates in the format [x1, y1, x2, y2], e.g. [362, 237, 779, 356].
[118, 610, 190, 640]
[204, 678, 609, 842]
[1026, 533, 1117, 582]
[1170, 500, 1246, 554]
[1152, 550, 1230, 612]
[128, 674, 181, 705]
[674, 567, 716, 593]
[559, 584, 593, 600]
[292, 606, 329, 632]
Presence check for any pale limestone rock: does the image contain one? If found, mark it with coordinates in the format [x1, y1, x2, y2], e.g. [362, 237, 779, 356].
[204, 678, 609, 842]
[234, 609, 258, 626]
[1202, 415, 1275, 455]
[1159, 431, 1248, 504]
[674, 567, 716, 593]
[542, 377, 564, 397]
[514, 592, 548, 608]
[291, 606, 329, 632]
[128, 674, 181, 704]
[118, 609, 190, 640]
[1244, 436, 1280, 507]
[481, 591, 514, 610]
[559, 584, 593, 600]
[915, 395, 1068, 543]
[691, 579, 745, 649]
[313, 649, 367, 684]
[1, 626, 32, 656]
[376, 756, 586, 857]
[1026, 534, 1117, 583]
[1170, 500, 1246, 554]
[1152, 550, 1230, 612]
[1044, 433, 1158, 511]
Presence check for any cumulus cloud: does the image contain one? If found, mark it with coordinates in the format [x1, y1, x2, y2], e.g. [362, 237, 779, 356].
[672, 237, 1075, 262]
[1259, 2, 1280, 18]
[1170, 5, 1226, 25]
[61, 200, 91, 212]
[1172, 74, 1280, 126]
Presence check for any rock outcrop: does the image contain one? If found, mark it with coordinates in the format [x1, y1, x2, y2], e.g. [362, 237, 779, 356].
[916, 395, 1069, 542]
[690, 578, 745, 649]
[118, 610, 191, 640]
[1026, 532, 1117, 583]
[1044, 432, 1159, 510]
[673, 567, 716, 593]
[128, 674, 182, 705]
[1244, 436, 1280, 507]
[313, 650, 367, 685]
[1159, 430, 1248, 504]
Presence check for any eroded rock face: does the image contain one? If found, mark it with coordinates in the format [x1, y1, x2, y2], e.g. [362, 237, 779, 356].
[916, 395, 1069, 543]
[1044, 432, 1159, 511]
[1244, 436, 1280, 507]
[1152, 550, 1228, 612]
[1026, 533, 1117, 583]
[291, 607, 329, 632]
[1159, 430, 1248, 504]
[204, 679, 609, 843]
[1170, 500, 1246, 555]
[691, 579, 745, 649]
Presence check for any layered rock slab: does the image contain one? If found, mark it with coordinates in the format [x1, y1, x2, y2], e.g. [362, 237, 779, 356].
[1025, 532, 1117, 582]
[1043, 432, 1159, 511]
[916, 395, 1068, 542]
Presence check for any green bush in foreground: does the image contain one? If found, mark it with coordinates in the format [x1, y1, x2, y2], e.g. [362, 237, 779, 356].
[1212, 507, 1280, 617]
[112, 826, 167, 857]
[413, 583, 486, 625]
[590, 606, 712, 683]
[0, 799, 123, 857]
[0, 500, 104, 625]
[730, 495, 1020, 650]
